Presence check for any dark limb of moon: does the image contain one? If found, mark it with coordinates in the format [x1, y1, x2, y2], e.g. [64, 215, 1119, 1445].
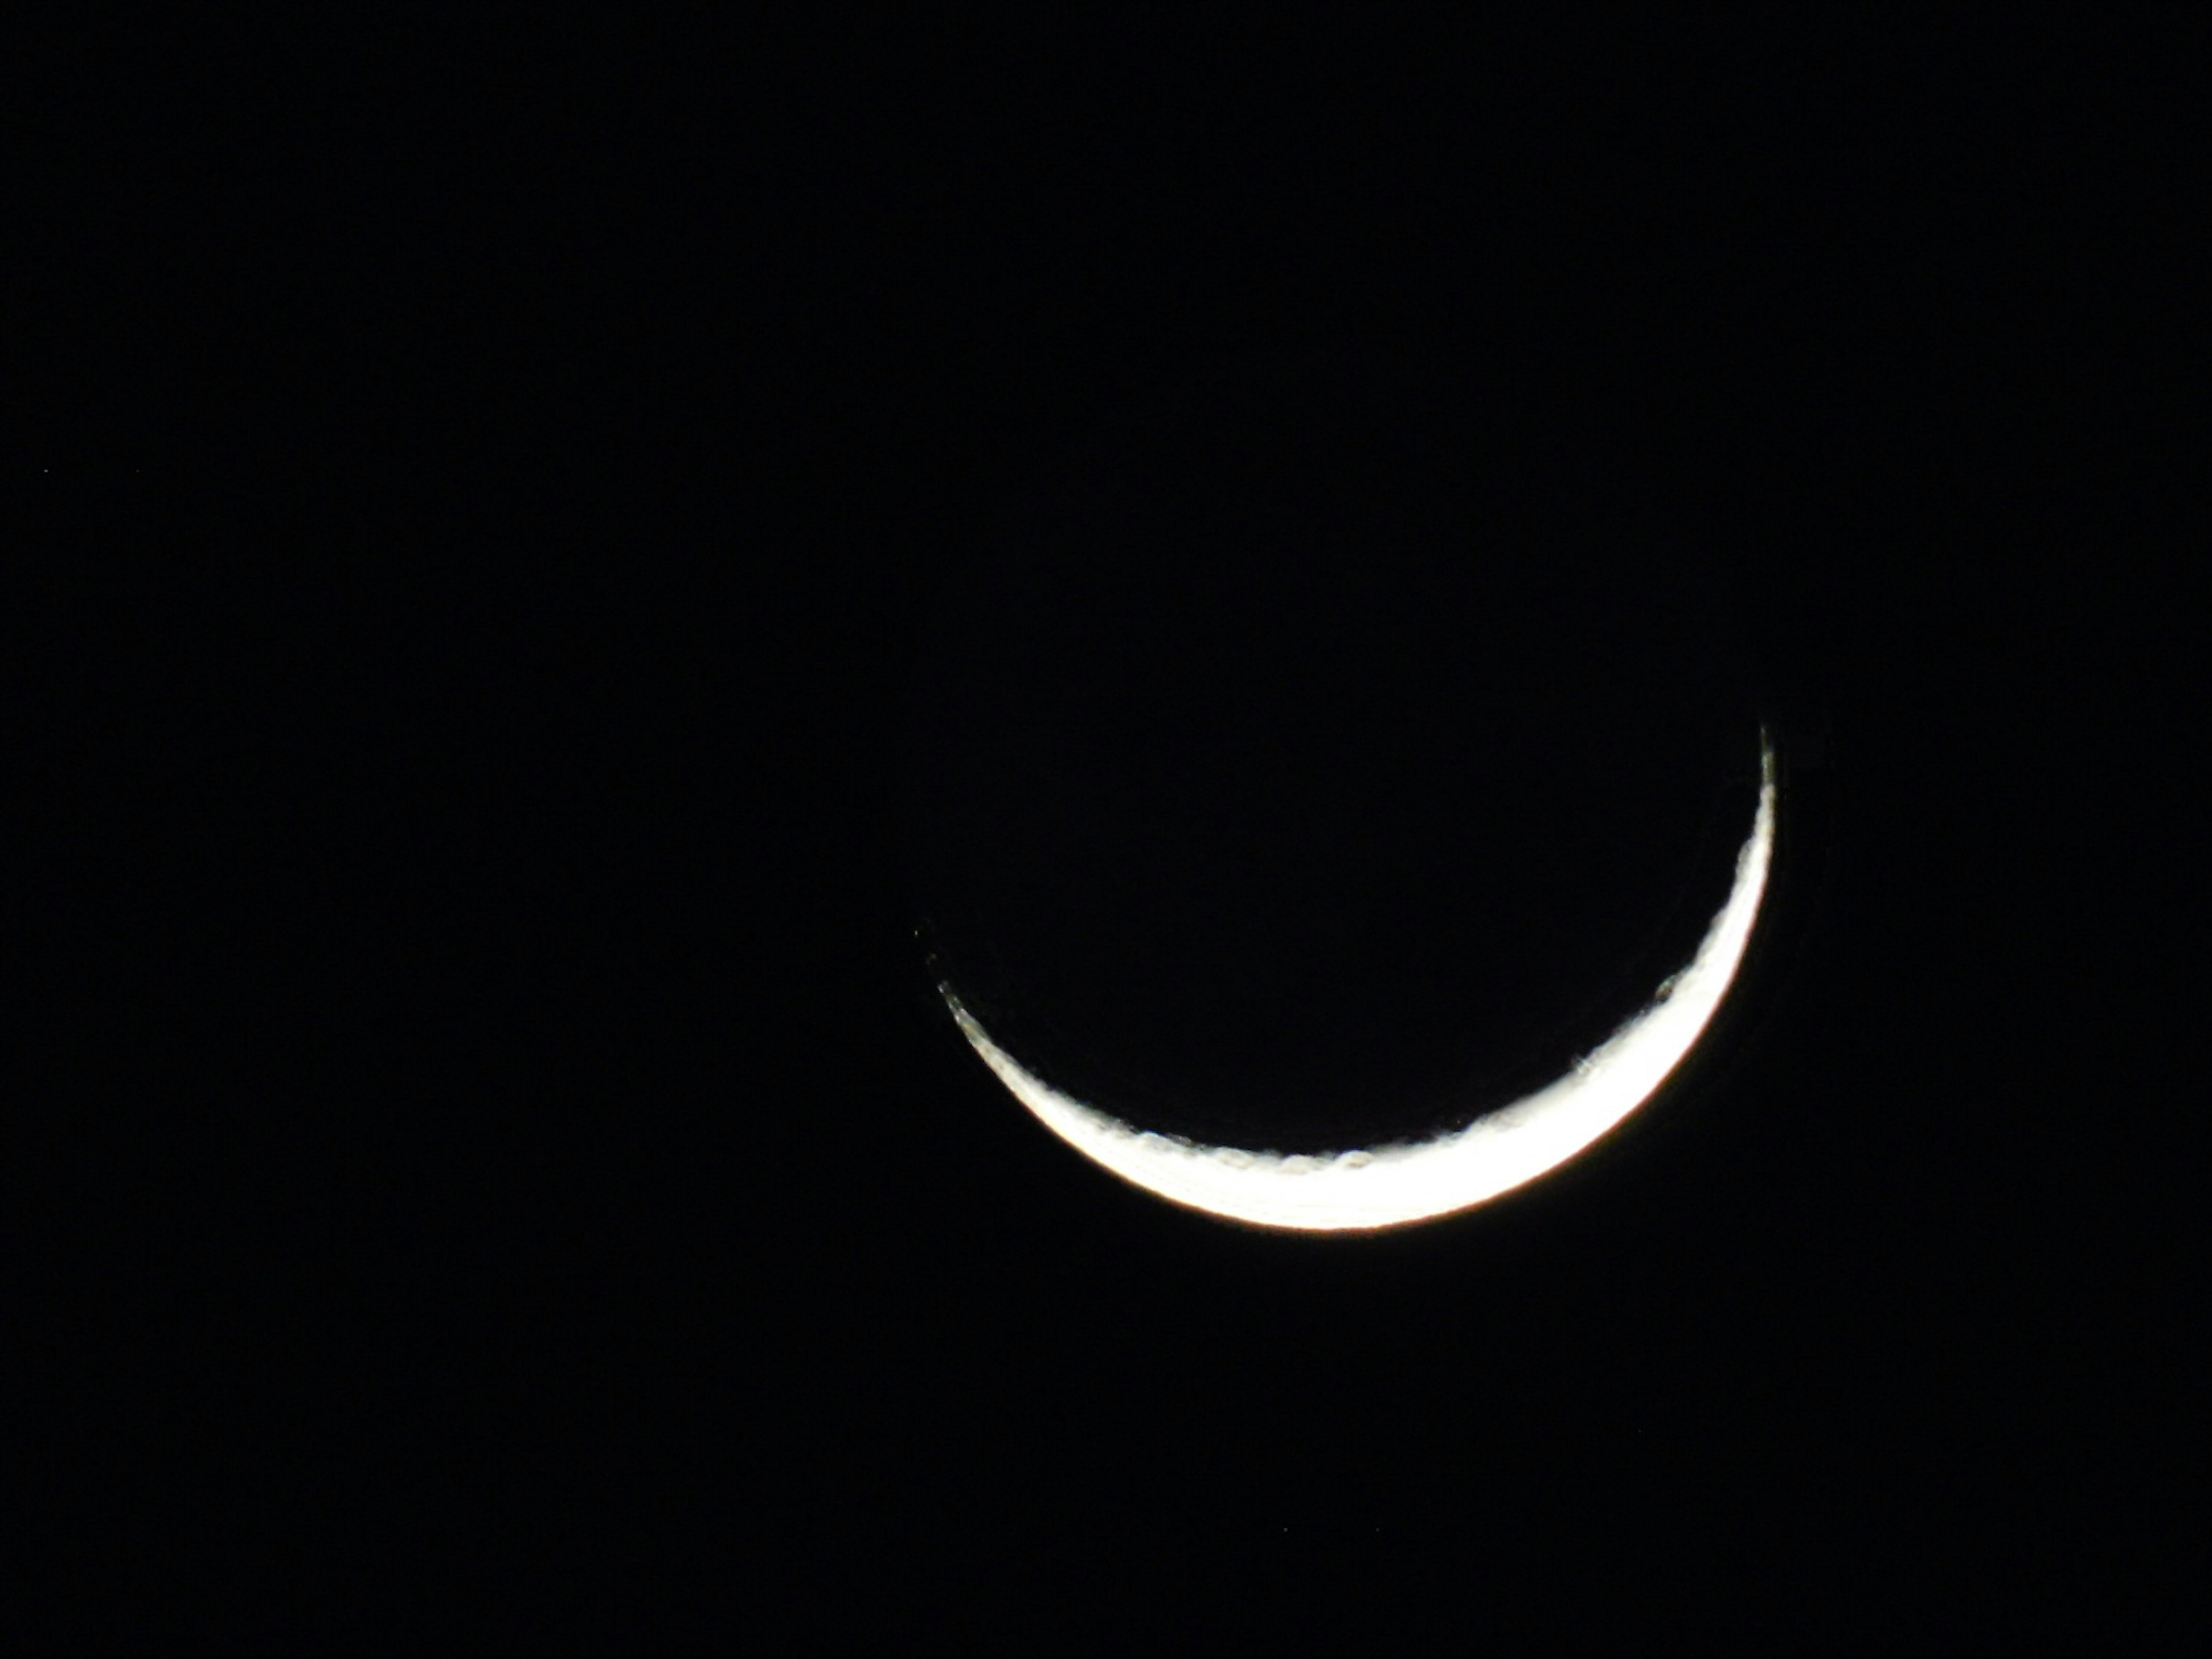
[902, 351, 1777, 1228]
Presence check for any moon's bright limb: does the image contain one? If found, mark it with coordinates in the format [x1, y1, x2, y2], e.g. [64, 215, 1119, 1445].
[944, 733, 1776, 1233]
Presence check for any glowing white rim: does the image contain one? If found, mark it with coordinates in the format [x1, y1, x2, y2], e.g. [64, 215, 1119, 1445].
[944, 734, 1776, 1232]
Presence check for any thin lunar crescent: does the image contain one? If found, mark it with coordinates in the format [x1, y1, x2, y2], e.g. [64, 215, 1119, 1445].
[943, 734, 1777, 1232]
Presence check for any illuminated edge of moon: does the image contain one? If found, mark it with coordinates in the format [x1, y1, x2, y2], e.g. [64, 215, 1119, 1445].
[942, 732, 1777, 1233]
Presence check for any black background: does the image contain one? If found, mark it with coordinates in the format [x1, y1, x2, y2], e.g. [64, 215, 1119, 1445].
[10, 16, 2206, 1643]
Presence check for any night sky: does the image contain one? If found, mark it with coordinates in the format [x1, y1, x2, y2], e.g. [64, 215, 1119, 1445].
[13, 17, 2203, 1643]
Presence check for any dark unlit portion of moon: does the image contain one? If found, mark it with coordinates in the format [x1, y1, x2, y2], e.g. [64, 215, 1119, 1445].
[904, 357, 1762, 1155]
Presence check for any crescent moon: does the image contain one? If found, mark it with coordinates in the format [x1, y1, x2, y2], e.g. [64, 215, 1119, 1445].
[942, 733, 1777, 1233]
